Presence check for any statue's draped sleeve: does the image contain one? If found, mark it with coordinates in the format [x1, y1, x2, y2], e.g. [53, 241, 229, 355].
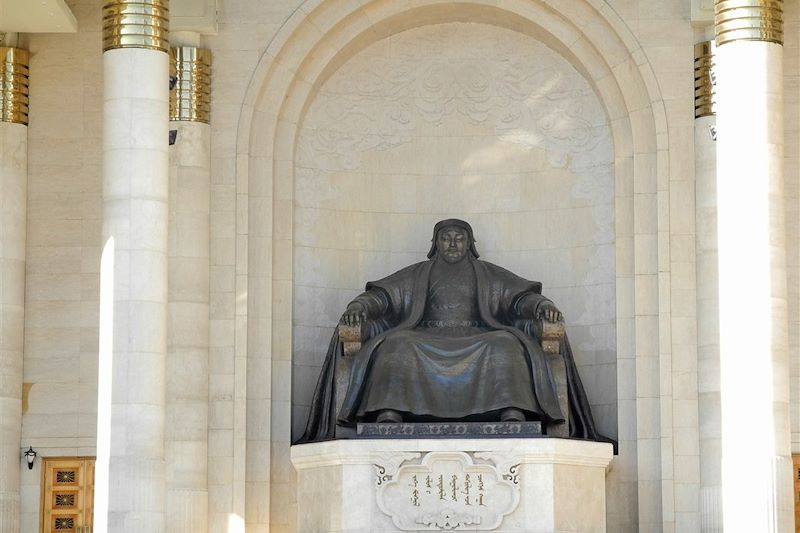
[363, 263, 421, 321]
[296, 263, 426, 442]
[477, 262, 545, 317]
[348, 287, 390, 321]
[296, 330, 342, 443]
[512, 292, 551, 319]
[471, 261, 563, 421]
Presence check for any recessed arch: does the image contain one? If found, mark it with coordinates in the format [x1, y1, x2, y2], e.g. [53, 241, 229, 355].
[235, 0, 668, 530]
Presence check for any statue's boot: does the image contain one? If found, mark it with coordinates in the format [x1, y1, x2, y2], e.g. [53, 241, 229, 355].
[500, 408, 526, 422]
[376, 409, 403, 423]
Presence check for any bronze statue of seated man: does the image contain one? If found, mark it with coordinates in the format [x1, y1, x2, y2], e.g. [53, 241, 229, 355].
[299, 219, 606, 443]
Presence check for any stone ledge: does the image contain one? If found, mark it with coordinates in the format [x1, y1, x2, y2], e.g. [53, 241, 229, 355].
[291, 438, 614, 470]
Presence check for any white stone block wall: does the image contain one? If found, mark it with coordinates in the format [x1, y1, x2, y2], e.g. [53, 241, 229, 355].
[784, 0, 800, 455]
[623, 16, 700, 533]
[12, 0, 800, 532]
[202, 2, 306, 530]
[19, 9, 104, 530]
[0, 121, 27, 533]
[695, 113, 721, 531]
[166, 121, 211, 533]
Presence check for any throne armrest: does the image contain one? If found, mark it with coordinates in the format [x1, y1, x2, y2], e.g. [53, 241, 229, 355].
[541, 318, 568, 437]
[517, 317, 568, 437]
[539, 319, 566, 354]
[516, 317, 566, 354]
[338, 323, 366, 356]
[333, 322, 366, 438]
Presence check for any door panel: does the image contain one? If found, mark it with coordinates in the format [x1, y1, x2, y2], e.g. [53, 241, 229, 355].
[41, 458, 95, 533]
[794, 454, 800, 532]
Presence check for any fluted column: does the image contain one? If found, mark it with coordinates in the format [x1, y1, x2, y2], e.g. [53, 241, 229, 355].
[694, 41, 723, 533]
[714, 1, 794, 530]
[0, 46, 28, 533]
[100, 1, 170, 531]
[165, 44, 210, 533]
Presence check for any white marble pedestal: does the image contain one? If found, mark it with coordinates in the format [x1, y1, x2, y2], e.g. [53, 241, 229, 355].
[290, 438, 613, 533]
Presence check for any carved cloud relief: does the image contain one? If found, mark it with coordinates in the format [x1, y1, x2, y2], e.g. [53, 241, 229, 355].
[297, 24, 610, 174]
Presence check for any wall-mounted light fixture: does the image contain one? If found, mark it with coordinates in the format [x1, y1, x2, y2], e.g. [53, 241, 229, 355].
[24, 446, 36, 470]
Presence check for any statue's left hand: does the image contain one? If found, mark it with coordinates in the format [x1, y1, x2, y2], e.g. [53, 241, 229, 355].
[340, 302, 368, 327]
[536, 301, 563, 323]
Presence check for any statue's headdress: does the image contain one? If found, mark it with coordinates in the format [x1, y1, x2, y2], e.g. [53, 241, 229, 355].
[427, 218, 480, 259]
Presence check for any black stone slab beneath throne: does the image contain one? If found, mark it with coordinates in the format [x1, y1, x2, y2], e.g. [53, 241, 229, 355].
[355, 421, 543, 438]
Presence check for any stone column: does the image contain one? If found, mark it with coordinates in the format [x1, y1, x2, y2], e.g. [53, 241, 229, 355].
[694, 41, 723, 533]
[165, 44, 211, 533]
[100, 1, 170, 530]
[0, 46, 28, 533]
[714, 1, 794, 530]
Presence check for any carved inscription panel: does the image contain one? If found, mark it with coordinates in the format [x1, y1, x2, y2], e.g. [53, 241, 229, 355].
[375, 451, 520, 531]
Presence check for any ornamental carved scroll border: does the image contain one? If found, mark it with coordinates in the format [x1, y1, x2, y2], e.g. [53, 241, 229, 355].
[374, 451, 521, 531]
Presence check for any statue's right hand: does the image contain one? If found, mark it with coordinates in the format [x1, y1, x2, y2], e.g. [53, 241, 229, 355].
[340, 302, 367, 327]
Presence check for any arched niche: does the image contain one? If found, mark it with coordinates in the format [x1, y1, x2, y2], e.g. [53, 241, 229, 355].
[237, 1, 667, 530]
[293, 20, 617, 438]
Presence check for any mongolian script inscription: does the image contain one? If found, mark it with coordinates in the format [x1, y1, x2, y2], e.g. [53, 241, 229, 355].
[375, 452, 520, 531]
[408, 472, 488, 508]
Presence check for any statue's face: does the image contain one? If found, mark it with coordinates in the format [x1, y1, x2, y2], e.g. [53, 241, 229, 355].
[437, 226, 469, 263]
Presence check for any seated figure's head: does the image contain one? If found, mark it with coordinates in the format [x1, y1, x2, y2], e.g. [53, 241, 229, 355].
[427, 219, 480, 263]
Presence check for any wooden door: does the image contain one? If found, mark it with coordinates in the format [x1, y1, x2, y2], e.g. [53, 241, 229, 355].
[41, 457, 95, 533]
[794, 454, 800, 532]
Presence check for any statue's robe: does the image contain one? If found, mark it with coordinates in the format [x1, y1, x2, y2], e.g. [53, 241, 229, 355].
[299, 257, 609, 445]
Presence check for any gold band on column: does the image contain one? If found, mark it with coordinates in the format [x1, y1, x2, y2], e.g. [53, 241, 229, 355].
[102, 0, 169, 52]
[715, 0, 783, 46]
[0, 48, 29, 125]
[695, 41, 716, 118]
[170, 47, 211, 124]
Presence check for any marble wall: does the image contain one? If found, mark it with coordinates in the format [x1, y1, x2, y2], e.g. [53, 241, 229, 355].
[18, 2, 103, 528]
[12, 0, 800, 532]
[784, 0, 800, 455]
[291, 22, 617, 442]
